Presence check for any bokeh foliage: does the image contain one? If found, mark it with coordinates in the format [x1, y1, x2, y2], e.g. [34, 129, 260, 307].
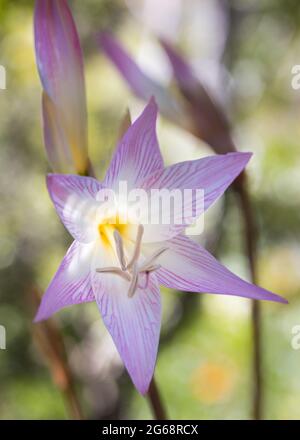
[1, 0, 300, 419]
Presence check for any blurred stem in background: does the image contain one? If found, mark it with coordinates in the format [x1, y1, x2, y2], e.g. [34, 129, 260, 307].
[224, 2, 262, 419]
[234, 174, 261, 419]
[30, 288, 84, 420]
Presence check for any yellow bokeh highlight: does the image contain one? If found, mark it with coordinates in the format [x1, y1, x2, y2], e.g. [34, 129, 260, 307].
[190, 361, 236, 404]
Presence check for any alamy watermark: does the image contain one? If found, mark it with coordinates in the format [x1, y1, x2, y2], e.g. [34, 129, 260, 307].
[0, 65, 6, 90]
[65, 181, 205, 236]
[0, 325, 6, 350]
[291, 65, 300, 90]
[291, 325, 300, 350]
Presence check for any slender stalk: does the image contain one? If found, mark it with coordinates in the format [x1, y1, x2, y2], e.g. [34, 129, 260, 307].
[221, 0, 263, 419]
[147, 377, 168, 420]
[234, 173, 262, 420]
[30, 287, 84, 420]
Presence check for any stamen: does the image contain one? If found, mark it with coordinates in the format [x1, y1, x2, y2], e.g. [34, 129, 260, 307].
[127, 264, 139, 298]
[145, 264, 161, 273]
[139, 247, 168, 272]
[113, 229, 127, 270]
[127, 224, 144, 270]
[96, 224, 167, 299]
[96, 267, 131, 282]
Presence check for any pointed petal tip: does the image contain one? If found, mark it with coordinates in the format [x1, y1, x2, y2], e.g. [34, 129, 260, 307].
[272, 294, 288, 304]
[145, 96, 158, 117]
[240, 151, 253, 162]
[33, 309, 47, 323]
[227, 151, 252, 160]
[132, 374, 152, 396]
[33, 298, 53, 323]
[225, 151, 252, 170]
[149, 95, 157, 106]
[46, 173, 57, 192]
[140, 383, 150, 396]
[259, 292, 288, 305]
[241, 281, 287, 304]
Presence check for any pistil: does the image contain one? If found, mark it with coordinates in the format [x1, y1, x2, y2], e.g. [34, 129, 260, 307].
[96, 223, 168, 298]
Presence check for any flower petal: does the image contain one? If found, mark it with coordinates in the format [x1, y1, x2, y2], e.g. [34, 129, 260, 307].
[99, 32, 184, 123]
[103, 99, 164, 189]
[47, 174, 103, 243]
[161, 39, 235, 154]
[91, 247, 161, 394]
[34, 240, 95, 322]
[144, 234, 287, 303]
[161, 40, 200, 93]
[35, 0, 88, 173]
[42, 92, 72, 173]
[139, 152, 251, 242]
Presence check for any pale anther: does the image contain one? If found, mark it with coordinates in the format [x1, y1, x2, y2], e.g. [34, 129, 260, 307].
[113, 229, 127, 270]
[144, 264, 161, 273]
[139, 247, 168, 272]
[127, 264, 139, 298]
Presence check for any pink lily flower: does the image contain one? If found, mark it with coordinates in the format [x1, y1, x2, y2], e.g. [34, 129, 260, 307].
[35, 0, 89, 174]
[35, 99, 286, 395]
[99, 32, 235, 154]
[99, 32, 189, 131]
[160, 39, 235, 154]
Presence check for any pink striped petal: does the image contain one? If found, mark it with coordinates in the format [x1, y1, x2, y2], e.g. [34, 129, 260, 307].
[35, 0, 88, 173]
[34, 240, 95, 322]
[99, 32, 183, 123]
[161, 39, 235, 154]
[47, 174, 102, 243]
[103, 99, 164, 189]
[144, 234, 287, 303]
[91, 248, 161, 394]
[140, 152, 251, 242]
[161, 40, 199, 93]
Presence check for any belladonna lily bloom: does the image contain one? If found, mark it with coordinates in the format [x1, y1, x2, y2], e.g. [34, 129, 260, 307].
[34, 0, 89, 174]
[160, 39, 236, 154]
[99, 32, 189, 132]
[99, 32, 235, 154]
[35, 100, 287, 395]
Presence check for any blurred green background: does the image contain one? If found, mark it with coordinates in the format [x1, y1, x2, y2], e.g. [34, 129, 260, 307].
[1, 0, 300, 420]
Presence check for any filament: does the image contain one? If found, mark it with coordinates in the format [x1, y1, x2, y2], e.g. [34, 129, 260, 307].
[96, 223, 168, 299]
[96, 267, 131, 282]
[139, 247, 168, 272]
[113, 229, 127, 270]
[127, 224, 144, 270]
